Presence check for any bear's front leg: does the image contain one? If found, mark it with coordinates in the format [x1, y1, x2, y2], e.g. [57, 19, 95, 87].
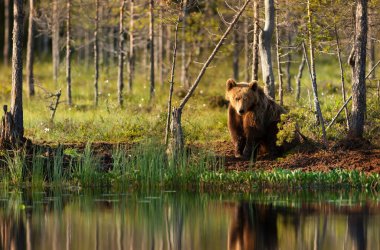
[228, 106, 246, 158]
[234, 136, 246, 158]
[242, 128, 257, 160]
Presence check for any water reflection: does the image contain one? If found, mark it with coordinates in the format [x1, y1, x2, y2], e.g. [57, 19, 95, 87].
[0, 190, 378, 250]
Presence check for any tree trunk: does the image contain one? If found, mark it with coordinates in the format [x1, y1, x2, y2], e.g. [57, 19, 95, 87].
[349, 0, 368, 138]
[295, 51, 306, 101]
[251, 0, 259, 81]
[170, 0, 251, 153]
[305, 0, 327, 144]
[367, 8, 375, 80]
[128, 0, 135, 92]
[259, 0, 275, 98]
[3, 0, 10, 66]
[149, 0, 155, 101]
[1, 0, 25, 147]
[117, 0, 125, 106]
[159, 7, 164, 87]
[94, 0, 99, 106]
[275, 3, 283, 105]
[166, 26, 171, 70]
[52, 0, 60, 85]
[244, 18, 250, 82]
[233, 30, 240, 81]
[85, 31, 90, 69]
[286, 32, 292, 92]
[98, 3, 104, 68]
[165, 18, 180, 146]
[180, 0, 189, 88]
[334, 25, 350, 129]
[26, 0, 35, 97]
[66, 0, 72, 106]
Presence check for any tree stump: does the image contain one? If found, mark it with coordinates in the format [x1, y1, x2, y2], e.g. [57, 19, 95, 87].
[0, 105, 24, 149]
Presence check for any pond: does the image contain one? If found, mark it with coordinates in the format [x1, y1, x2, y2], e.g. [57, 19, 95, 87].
[0, 189, 379, 250]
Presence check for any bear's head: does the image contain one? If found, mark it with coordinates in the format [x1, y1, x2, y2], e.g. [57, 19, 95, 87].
[225, 78, 260, 116]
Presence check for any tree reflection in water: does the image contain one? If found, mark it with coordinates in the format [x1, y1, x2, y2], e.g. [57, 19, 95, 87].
[0, 190, 378, 250]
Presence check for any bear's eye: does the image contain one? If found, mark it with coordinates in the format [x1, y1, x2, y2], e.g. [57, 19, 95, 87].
[235, 97, 240, 101]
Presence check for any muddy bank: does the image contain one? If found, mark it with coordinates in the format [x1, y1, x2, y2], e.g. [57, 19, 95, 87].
[211, 140, 380, 173]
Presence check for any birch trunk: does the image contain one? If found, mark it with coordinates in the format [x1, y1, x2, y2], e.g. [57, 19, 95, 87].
[26, 0, 35, 97]
[149, 0, 155, 100]
[3, 0, 10, 66]
[66, 0, 72, 106]
[305, 0, 327, 144]
[275, 3, 283, 105]
[11, 0, 24, 139]
[128, 0, 135, 92]
[244, 18, 250, 82]
[233, 30, 240, 81]
[251, 0, 259, 81]
[286, 32, 292, 92]
[259, 0, 275, 98]
[159, 7, 164, 87]
[295, 51, 305, 101]
[1, 0, 25, 147]
[94, 0, 99, 106]
[367, 8, 375, 80]
[117, 0, 125, 106]
[52, 0, 60, 85]
[349, 0, 368, 138]
[166, 26, 172, 70]
[180, 0, 189, 88]
[165, 18, 180, 145]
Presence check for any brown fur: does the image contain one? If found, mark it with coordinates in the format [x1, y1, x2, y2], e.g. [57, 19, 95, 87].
[225, 78, 286, 159]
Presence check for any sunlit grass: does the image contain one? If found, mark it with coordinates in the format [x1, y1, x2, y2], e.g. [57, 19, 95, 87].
[0, 51, 378, 146]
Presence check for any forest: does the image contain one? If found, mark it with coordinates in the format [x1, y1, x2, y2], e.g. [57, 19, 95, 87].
[1, 1, 380, 249]
[0, 0, 379, 188]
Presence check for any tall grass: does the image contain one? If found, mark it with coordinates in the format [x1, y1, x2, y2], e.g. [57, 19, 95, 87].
[31, 148, 45, 188]
[2, 149, 25, 185]
[52, 145, 64, 184]
[0, 142, 379, 190]
[72, 143, 101, 187]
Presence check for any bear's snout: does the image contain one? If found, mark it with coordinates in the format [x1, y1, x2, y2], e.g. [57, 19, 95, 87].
[238, 109, 245, 115]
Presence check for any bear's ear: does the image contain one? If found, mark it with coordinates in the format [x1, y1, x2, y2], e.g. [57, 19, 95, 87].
[226, 78, 237, 91]
[249, 81, 258, 91]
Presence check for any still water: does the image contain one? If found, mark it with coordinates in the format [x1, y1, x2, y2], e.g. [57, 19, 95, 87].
[0, 189, 379, 250]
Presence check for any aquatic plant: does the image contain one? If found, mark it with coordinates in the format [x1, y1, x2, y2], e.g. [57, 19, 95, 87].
[3, 149, 25, 185]
[31, 148, 45, 188]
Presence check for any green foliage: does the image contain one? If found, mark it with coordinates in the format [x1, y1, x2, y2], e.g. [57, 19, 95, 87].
[276, 113, 297, 146]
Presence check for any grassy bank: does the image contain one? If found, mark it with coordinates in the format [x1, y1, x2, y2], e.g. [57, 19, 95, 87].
[1, 142, 379, 191]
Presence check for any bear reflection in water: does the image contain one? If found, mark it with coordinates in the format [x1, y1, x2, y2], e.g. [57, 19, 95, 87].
[228, 203, 279, 250]
[228, 202, 369, 250]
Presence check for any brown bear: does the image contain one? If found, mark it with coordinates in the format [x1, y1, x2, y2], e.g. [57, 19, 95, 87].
[225, 78, 286, 159]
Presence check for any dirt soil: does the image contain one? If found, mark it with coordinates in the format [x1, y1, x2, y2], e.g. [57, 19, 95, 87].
[210, 140, 380, 173]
